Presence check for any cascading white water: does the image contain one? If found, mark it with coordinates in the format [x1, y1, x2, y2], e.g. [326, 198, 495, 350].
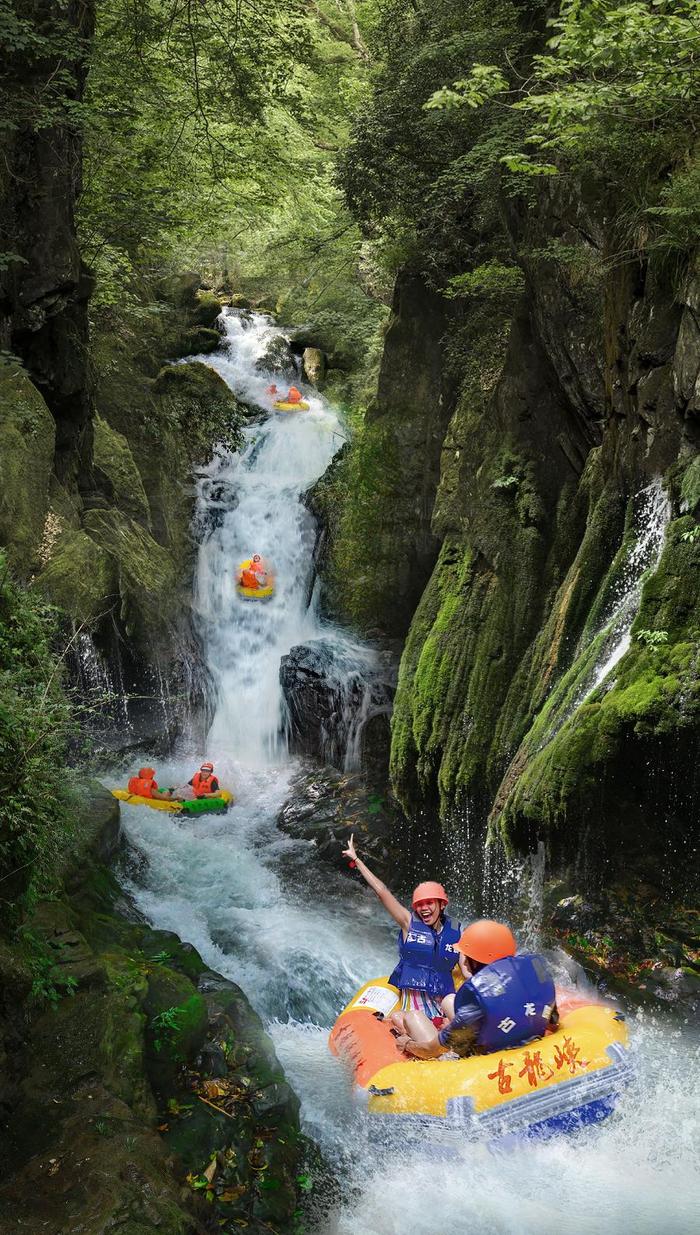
[192, 309, 376, 765]
[546, 480, 672, 743]
[115, 314, 700, 1233]
[587, 479, 670, 693]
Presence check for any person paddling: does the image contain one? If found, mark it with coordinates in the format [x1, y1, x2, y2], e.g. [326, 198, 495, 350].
[127, 767, 180, 802]
[395, 919, 558, 1060]
[341, 833, 461, 1031]
[188, 762, 220, 799]
[285, 385, 303, 404]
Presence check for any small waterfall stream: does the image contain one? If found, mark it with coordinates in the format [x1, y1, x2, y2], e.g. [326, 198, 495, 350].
[114, 312, 700, 1233]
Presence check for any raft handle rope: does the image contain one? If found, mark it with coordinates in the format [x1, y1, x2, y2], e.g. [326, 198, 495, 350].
[368, 1085, 395, 1097]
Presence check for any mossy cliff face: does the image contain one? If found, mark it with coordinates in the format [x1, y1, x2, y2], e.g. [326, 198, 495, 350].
[314, 271, 458, 635]
[0, 786, 303, 1234]
[0, 277, 243, 734]
[368, 203, 700, 894]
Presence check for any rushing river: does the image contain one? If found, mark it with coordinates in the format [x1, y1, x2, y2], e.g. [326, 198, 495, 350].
[116, 310, 700, 1234]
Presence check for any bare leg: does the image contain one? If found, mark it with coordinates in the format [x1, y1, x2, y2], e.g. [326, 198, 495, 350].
[402, 1010, 440, 1050]
[441, 994, 456, 1020]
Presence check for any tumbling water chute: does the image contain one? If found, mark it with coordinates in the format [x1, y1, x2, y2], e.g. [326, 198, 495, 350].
[329, 977, 632, 1143]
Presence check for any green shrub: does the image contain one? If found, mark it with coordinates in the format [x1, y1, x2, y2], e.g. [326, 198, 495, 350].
[0, 555, 77, 919]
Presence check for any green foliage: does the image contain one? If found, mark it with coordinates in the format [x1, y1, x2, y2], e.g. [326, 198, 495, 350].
[21, 928, 78, 1006]
[428, 0, 700, 258]
[681, 527, 700, 544]
[636, 628, 669, 649]
[0, 556, 78, 914]
[340, 0, 540, 285]
[79, 0, 381, 343]
[445, 260, 525, 303]
[151, 1005, 182, 1053]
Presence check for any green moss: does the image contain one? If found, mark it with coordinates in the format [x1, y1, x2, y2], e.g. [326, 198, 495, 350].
[82, 508, 179, 645]
[493, 517, 700, 845]
[0, 367, 56, 572]
[152, 361, 244, 460]
[93, 415, 151, 526]
[192, 290, 222, 327]
[179, 326, 221, 355]
[32, 527, 116, 622]
[681, 453, 700, 515]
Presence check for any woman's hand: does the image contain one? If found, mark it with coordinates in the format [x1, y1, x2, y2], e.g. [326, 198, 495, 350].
[342, 833, 357, 862]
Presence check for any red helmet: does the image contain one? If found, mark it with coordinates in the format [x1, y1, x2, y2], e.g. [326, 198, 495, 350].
[412, 881, 448, 908]
[200, 761, 214, 772]
[139, 766, 155, 778]
[456, 920, 516, 964]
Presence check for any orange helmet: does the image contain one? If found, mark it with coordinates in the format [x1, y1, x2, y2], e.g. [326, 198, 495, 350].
[139, 766, 155, 778]
[200, 761, 214, 771]
[456, 920, 516, 964]
[412, 881, 448, 908]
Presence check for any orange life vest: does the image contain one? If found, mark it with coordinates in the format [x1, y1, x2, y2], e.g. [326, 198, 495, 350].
[240, 568, 259, 588]
[128, 775, 157, 798]
[287, 386, 302, 404]
[191, 771, 216, 797]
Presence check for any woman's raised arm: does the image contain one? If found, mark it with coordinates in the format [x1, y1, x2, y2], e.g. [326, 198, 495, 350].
[342, 833, 411, 932]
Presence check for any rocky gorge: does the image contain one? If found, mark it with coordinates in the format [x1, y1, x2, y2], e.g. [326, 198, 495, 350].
[1, 0, 699, 1230]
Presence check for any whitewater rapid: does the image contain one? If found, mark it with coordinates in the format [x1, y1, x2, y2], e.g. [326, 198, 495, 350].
[115, 309, 700, 1234]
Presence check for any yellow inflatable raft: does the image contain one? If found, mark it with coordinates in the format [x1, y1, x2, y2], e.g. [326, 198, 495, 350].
[329, 977, 631, 1141]
[273, 399, 310, 412]
[236, 558, 275, 600]
[112, 789, 233, 815]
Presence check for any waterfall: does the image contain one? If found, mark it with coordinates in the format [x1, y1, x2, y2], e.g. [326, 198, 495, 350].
[191, 309, 376, 767]
[114, 317, 700, 1234]
[545, 479, 671, 744]
[586, 479, 670, 694]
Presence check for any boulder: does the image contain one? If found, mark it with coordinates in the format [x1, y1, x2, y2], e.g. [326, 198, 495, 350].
[279, 639, 395, 773]
[93, 414, 151, 527]
[254, 335, 297, 378]
[302, 346, 326, 386]
[178, 325, 222, 356]
[192, 290, 223, 328]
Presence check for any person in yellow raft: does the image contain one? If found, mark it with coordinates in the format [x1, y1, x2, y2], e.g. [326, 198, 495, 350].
[127, 767, 181, 802]
[239, 554, 269, 590]
[187, 761, 221, 799]
[285, 385, 304, 405]
[394, 920, 558, 1060]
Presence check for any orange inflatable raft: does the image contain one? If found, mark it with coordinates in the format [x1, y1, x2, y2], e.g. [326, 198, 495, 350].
[329, 977, 632, 1142]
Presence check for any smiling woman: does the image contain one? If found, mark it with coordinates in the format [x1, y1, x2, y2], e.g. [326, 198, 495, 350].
[341, 833, 462, 1026]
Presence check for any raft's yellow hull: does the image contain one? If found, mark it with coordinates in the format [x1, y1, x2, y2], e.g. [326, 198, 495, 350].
[236, 583, 275, 600]
[329, 977, 631, 1139]
[112, 789, 233, 814]
[273, 400, 310, 412]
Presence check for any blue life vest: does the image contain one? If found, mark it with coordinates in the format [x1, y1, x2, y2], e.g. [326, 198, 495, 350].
[389, 914, 461, 999]
[458, 953, 555, 1051]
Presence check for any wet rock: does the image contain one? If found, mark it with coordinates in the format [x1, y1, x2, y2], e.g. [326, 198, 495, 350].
[276, 763, 399, 881]
[302, 346, 326, 385]
[254, 335, 297, 378]
[279, 639, 396, 775]
[229, 293, 252, 310]
[192, 289, 223, 327]
[551, 895, 601, 933]
[179, 324, 222, 355]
